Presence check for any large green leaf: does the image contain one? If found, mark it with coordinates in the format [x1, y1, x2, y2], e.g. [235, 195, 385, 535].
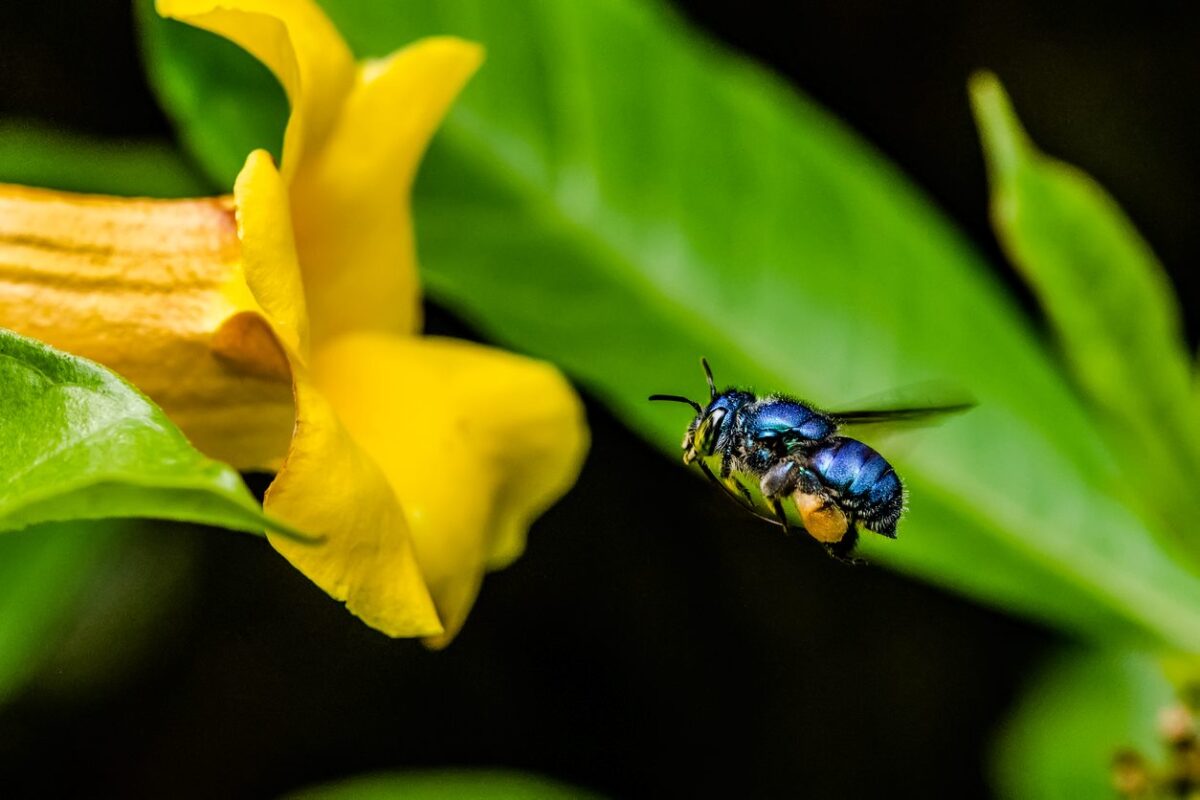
[970, 74, 1200, 557]
[0, 327, 296, 537]
[991, 649, 1173, 800]
[140, 0, 1200, 650]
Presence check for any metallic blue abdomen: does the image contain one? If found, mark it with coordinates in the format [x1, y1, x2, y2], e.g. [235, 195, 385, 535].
[809, 437, 904, 536]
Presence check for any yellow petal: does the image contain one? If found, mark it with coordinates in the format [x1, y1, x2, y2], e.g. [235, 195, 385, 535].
[0, 182, 292, 471]
[232, 153, 441, 637]
[232, 149, 308, 357]
[265, 366, 443, 637]
[157, 0, 356, 178]
[312, 334, 589, 647]
[290, 38, 483, 346]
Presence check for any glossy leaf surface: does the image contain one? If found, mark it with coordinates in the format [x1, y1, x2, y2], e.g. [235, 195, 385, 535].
[0, 328, 289, 536]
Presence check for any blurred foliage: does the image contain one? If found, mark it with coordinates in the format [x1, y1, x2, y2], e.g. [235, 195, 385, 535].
[0, 519, 198, 705]
[992, 650, 1174, 800]
[140, 0, 1200, 652]
[0, 121, 209, 196]
[0, 521, 119, 704]
[30, 520, 199, 700]
[285, 770, 601, 800]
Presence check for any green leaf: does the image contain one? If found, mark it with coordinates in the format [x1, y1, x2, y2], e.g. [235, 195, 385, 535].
[140, 0, 1200, 650]
[0, 521, 123, 704]
[284, 770, 601, 800]
[0, 121, 211, 197]
[0, 327, 297, 538]
[970, 74, 1200, 554]
[991, 649, 1173, 800]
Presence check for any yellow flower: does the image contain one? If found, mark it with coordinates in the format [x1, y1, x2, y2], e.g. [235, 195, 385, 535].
[0, 0, 588, 645]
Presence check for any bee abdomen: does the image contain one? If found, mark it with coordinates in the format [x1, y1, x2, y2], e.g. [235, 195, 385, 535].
[809, 437, 904, 536]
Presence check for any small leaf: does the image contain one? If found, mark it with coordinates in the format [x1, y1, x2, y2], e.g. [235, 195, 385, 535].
[991, 649, 1173, 800]
[970, 73, 1200, 543]
[284, 770, 602, 800]
[0, 328, 299, 538]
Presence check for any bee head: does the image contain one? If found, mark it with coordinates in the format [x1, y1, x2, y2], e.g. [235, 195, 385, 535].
[649, 358, 749, 462]
[694, 389, 752, 456]
[692, 401, 729, 457]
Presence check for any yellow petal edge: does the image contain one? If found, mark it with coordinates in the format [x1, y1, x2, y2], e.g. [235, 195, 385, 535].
[313, 334, 589, 648]
[235, 151, 442, 637]
[156, 0, 356, 177]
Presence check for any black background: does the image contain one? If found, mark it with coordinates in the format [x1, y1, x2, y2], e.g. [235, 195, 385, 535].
[3, 1, 1197, 798]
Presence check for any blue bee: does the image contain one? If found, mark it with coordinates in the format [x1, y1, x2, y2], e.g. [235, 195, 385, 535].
[650, 359, 970, 562]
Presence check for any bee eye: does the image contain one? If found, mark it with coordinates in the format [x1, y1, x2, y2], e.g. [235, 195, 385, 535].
[697, 407, 727, 455]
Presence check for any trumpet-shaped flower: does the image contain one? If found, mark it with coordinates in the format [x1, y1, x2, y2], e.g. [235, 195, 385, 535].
[0, 0, 588, 645]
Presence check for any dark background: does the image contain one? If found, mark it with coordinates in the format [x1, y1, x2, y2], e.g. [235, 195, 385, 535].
[2, 1, 1196, 797]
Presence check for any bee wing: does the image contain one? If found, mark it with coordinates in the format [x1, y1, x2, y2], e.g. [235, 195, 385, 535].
[827, 382, 974, 440]
[830, 403, 974, 426]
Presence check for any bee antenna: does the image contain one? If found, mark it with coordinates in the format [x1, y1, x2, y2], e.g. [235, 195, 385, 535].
[701, 357, 716, 400]
[648, 394, 703, 413]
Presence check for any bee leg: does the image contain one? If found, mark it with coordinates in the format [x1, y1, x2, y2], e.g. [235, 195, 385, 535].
[729, 479, 755, 506]
[760, 460, 801, 500]
[795, 468, 824, 496]
[770, 497, 800, 534]
[699, 460, 756, 509]
[719, 450, 732, 479]
[823, 526, 866, 566]
[698, 459, 740, 503]
[697, 458, 787, 528]
[700, 455, 734, 501]
[758, 462, 803, 534]
[727, 476, 787, 527]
